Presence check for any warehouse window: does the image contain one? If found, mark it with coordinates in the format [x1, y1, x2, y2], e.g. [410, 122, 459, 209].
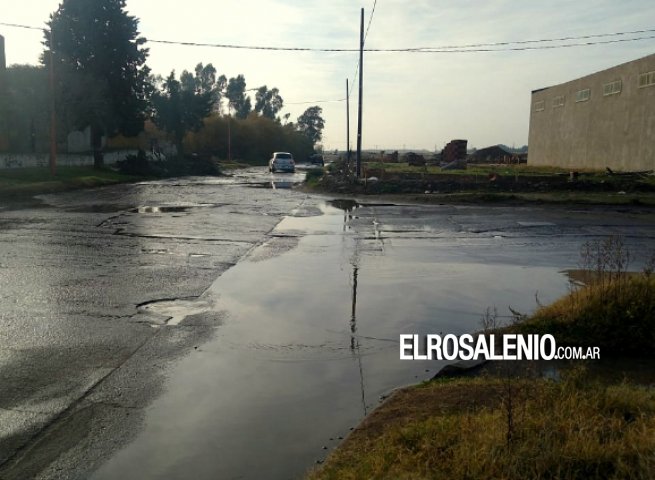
[552, 95, 565, 107]
[603, 80, 622, 96]
[575, 88, 591, 102]
[639, 71, 655, 88]
[534, 100, 545, 112]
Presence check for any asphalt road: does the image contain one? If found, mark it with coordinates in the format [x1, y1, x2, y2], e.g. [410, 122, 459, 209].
[0, 168, 308, 479]
[1, 167, 654, 479]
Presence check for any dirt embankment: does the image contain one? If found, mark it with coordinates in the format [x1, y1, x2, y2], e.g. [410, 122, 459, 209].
[317, 170, 655, 195]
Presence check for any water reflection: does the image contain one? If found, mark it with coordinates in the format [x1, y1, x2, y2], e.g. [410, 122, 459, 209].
[329, 199, 360, 211]
[350, 263, 368, 416]
[93, 201, 629, 480]
[271, 180, 293, 190]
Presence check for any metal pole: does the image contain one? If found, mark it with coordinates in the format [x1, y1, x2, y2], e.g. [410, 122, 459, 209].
[48, 29, 57, 176]
[356, 8, 364, 178]
[346, 78, 350, 167]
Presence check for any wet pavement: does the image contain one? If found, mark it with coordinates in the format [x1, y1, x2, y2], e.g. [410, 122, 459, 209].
[1, 167, 654, 479]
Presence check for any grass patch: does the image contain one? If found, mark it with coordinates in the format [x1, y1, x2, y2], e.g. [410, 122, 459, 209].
[0, 166, 134, 185]
[0, 166, 144, 199]
[514, 275, 655, 355]
[314, 159, 655, 205]
[363, 162, 599, 177]
[512, 236, 655, 356]
[304, 167, 325, 187]
[309, 375, 655, 480]
[309, 236, 655, 480]
[217, 159, 251, 170]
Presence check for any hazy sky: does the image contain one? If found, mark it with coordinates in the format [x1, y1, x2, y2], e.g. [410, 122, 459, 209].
[2, 0, 655, 151]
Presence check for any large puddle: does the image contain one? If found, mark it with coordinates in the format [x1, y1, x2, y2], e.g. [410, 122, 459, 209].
[91, 201, 651, 480]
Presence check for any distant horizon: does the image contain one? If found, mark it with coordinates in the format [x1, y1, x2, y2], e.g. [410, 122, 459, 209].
[329, 143, 529, 153]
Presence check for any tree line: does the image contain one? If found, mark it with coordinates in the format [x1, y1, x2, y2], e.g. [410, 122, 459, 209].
[0, 0, 325, 166]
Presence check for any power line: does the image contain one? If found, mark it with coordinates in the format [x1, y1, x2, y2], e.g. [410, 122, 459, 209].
[404, 34, 655, 53]
[364, 0, 378, 44]
[348, 61, 360, 97]
[286, 98, 345, 105]
[0, 22, 44, 31]
[349, 0, 378, 98]
[2, 21, 653, 53]
[148, 38, 351, 52]
[408, 28, 655, 50]
[149, 32, 655, 53]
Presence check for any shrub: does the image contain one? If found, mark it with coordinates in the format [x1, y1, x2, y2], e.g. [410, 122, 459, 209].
[116, 150, 151, 176]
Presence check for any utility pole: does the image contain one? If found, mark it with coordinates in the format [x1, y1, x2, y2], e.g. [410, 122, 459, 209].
[227, 102, 232, 162]
[356, 8, 364, 178]
[346, 78, 350, 168]
[0, 35, 7, 152]
[48, 28, 57, 176]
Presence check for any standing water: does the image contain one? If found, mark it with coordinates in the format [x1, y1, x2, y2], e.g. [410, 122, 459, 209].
[92, 200, 647, 480]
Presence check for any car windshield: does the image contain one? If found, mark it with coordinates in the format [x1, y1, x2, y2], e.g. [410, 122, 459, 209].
[275, 153, 292, 159]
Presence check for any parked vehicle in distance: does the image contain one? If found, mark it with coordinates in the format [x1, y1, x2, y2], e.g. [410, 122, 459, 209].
[308, 154, 324, 166]
[269, 152, 295, 173]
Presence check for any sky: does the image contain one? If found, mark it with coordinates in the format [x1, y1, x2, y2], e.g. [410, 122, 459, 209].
[2, 0, 655, 151]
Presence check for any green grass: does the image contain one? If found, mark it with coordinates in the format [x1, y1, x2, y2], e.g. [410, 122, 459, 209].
[216, 159, 252, 170]
[0, 166, 144, 198]
[308, 375, 655, 480]
[308, 269, 655, 480]
[304, 167, 325, 187]
[362, 162, 597, 177]
[314, 160, 655, 205]
[514, 275, 655, 355]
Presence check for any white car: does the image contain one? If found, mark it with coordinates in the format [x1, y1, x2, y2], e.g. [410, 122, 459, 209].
[269, 152, 295, 173]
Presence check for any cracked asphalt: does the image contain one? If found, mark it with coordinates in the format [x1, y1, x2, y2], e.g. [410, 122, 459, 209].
[0, 169, 307, 479]
[1, 167, 654, 479]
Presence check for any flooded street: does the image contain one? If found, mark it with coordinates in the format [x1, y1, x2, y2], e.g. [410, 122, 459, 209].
[1, 167, 654, 479]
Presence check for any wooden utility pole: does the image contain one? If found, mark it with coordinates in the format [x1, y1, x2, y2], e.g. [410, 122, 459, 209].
[356, 8, 364, 178]
[48, 29, 57, 176]
[0, 35, 7, 152]
[346, 79, 350, 167]
[227, 103, 232, 162]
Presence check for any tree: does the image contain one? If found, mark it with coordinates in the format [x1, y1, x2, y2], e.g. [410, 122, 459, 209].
[184, 113, 314, 165]
[44, 0, 150, 167]
[296, 106, 325, 146]
[225, 75, 252, 119]
[151, 70, 215, 156]
[254, 85, 284, 120]
[180, 63, 225, 111]
[2, 65, 50, 153]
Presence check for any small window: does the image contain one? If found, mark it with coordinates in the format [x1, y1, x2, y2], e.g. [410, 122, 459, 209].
[534, 100, 545, 112]
[552, 95, 565, 108]
[575, 88, 591, 103]
[603, 80, 622, 96]
[638, 71, 655, 88]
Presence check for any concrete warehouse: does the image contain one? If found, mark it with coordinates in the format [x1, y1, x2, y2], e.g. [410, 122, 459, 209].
[528, 52, 655, 171]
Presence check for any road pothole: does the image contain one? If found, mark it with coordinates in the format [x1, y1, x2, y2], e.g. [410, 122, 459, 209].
[135, 297, 216, 327]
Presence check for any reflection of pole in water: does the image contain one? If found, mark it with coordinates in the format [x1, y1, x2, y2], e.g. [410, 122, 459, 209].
[350, 265, 358, 349]
[350, 263, 367, 416]
[343, 204, 354, 232]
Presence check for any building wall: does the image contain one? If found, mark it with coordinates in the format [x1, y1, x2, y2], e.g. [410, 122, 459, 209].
[0, 151, 138, 169]
[528, 53, 655, 171]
